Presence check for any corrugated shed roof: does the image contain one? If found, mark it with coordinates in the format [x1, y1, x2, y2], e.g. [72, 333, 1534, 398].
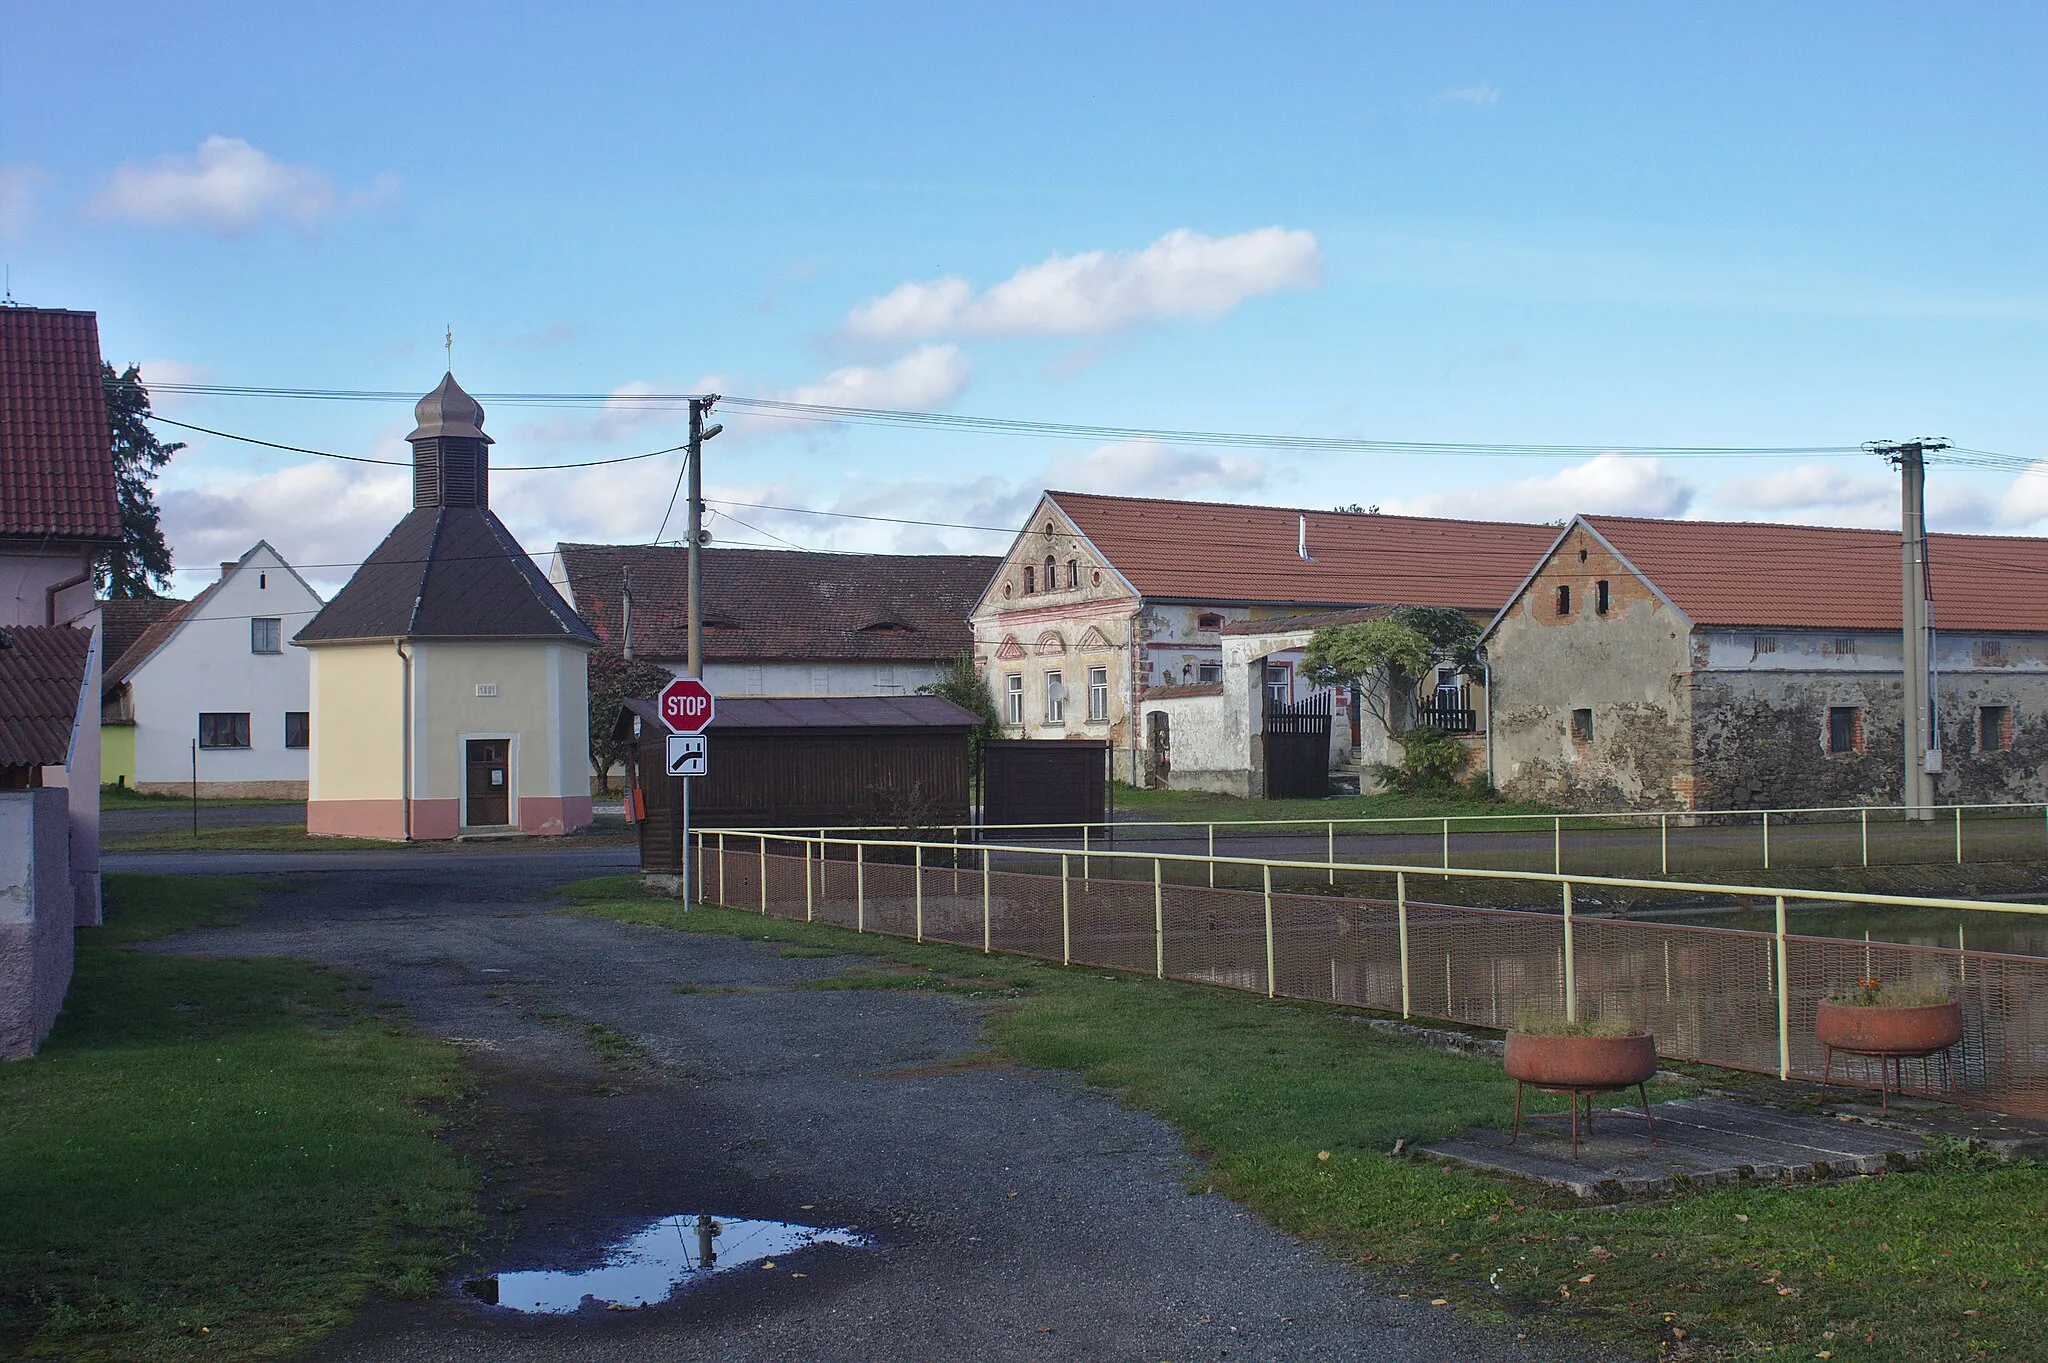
[615, 692, 981, 741]
[98, 597, 187, 677]
[1045, 490, 1557, 609]
[0, 625, 91, 767]
[557, 543, 998, 663]
[0, 307, 121, 542]
[1584, 515, 2048, 632]
[297, 507, 597, 645]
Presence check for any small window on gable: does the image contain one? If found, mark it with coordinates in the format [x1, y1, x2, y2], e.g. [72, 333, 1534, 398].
[1827, 706, 1861, 755]
[1196, 613, 1223, 630]
[1979, 705, 2012, 754]
[1595, 580, 1610, 615]
[1023, 566, 1035, 594]
[1044, 555, 1057, 589]
[1556, 585, 1572, 616]
[1066, 559, 1078, 589]
[1570, 708, 1593, 743]
[251, 617, 282, 654]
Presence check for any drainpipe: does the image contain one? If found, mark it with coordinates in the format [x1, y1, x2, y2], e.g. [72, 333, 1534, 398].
[396, 640, 413, 841]
[1479, 650, 1495, 791]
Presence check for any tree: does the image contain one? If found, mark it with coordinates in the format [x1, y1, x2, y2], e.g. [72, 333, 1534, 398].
[587, 650, 676, 788]
[1302, 606, 1482, 731]
[916, 652, 1002, 774]
[98, 364, 183, 598]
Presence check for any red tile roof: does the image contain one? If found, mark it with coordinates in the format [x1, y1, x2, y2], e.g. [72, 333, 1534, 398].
[557, 544, 999, 664]
[0, 625, 92, 768]
[1585, 515, 2048, 632]
[0, 308, 120, 542]
[1045, 491, 1557, 609]
[98, 597, 187, 684]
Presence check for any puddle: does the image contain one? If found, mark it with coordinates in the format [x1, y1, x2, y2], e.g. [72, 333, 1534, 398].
[465, 1213, 870, 1313]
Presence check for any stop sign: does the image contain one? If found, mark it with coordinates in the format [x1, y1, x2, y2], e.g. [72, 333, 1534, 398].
[657, 677, 716, 734]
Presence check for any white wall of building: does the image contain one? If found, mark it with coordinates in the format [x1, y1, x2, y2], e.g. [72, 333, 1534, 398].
[685, 660, 947, 697]
[130, 544, 322, 797]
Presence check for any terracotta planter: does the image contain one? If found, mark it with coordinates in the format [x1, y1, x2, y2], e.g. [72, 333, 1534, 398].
[1504, 1032, 1657, 1089]
[1815, 1000, 1962, 1057]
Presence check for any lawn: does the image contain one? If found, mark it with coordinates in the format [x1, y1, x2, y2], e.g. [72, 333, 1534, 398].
[0, 875, 476, 1361]
[99, 824, 635, 853]
[1112, 780, 1559, 829]
[569, 876, 2048, 1361]
[97, 786, 296, 811]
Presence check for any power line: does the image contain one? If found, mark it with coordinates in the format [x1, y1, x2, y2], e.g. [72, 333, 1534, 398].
[146, 414, 689, 472]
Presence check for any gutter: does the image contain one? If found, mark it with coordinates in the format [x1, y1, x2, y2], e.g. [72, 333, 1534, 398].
[396, 639, 413, 841]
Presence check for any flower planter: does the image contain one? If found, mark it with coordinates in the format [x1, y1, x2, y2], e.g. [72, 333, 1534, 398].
[1816, 1000, 1962, 1115]
[1504, 1032, 1658, 1156]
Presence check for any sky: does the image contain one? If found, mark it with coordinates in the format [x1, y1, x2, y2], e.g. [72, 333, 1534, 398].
[5, 1, 2047, 595]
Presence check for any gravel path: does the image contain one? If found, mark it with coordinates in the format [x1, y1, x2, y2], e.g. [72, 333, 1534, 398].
[138, 854, 1601, 1361]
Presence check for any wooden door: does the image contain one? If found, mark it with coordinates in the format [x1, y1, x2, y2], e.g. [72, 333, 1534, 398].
[466, 739, 510, 826]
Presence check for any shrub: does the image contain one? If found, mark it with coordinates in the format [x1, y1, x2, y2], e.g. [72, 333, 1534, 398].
[1511, 1009, 1644, 1038]
[1827, 976, 1954, 1008]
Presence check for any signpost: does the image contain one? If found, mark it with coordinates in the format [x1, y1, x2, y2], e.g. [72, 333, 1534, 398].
[657, 678, 715, 906]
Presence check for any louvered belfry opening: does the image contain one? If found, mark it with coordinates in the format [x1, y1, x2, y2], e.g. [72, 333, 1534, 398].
[406, 372, 494, 510]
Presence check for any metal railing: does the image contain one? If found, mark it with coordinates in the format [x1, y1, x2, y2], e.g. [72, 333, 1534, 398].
[685, 829, 2048, 1120]
[739, 799, 2048, 880]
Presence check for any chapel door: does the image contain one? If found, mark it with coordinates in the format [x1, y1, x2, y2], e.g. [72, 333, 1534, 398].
[466, 739, 510, 826]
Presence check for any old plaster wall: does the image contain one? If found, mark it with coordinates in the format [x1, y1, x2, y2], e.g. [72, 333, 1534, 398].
[1488, 526, 1694, 810]
[1138, 690, 1239, 793]
[0, 788, 75, 1060]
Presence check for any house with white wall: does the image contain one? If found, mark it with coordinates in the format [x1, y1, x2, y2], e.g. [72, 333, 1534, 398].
[551, 543, 998, 697]
[101, 542, 323, 797]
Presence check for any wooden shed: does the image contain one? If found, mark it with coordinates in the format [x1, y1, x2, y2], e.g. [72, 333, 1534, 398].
[617, 694, 978, 871]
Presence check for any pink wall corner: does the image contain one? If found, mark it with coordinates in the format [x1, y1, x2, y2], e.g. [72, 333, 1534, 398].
[518, 795, 590, 836]
[410, 799, 460, 841]
[307, 799, 407, 840]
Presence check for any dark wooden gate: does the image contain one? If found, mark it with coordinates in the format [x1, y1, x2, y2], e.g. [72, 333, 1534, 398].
[1263, 693, 1332, 799]
[982, 739, 1109, 832]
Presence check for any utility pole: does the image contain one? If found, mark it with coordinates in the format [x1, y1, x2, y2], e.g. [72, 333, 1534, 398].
[621, 566, 634, 661]
[685, 395, 723, 680]
[1870, 438, 1949, 820]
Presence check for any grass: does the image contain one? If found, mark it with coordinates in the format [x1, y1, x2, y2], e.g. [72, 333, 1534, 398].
[100, 824, 634, 853]
[97, 787, 296, 811]
[566, 875, 2048, 1360]
[1112, 780, 1558, 828]
[0, 875, 477, 1360]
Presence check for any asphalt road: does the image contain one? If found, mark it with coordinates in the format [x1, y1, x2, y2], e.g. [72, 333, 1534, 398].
[101, 801, 307, 836]
[133, 851, 1599, 1362]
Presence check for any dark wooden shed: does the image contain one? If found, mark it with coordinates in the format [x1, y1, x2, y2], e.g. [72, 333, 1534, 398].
[981, 738, 1111, 831]
[618, 694, 978, 871]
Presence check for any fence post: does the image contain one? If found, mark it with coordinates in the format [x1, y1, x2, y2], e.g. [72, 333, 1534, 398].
[915, 843, 924, 943]
[759, 836, 768, 915]
[981, 847, 992, 954]
[1762, 810, 1771, 871]
[1562, 881, 1576, 1024]
[805, 839, 815, 922]
[856, 842, 865, 934]
[1441, 818, 1450, 878]
[1328, 822, 1335, 886]
[718, 832, 727, 905]
[1061, 853, 1071, 966]
[1207, 824, 1216, 888]
[1553, 817, 1562, 876]
[1154, 858, 1165, 980]
[1955, 807, 1963, 865]
[1959, 924, 1967, 982]
[1397, 871, 1410, 1019]
[1862, 807, 1870, 868]
[1263, 863, 1276, 999]
[1083, 824, 1090, 882]
[1774, 894, 1791, 1081]
[1660, 813, 1668, 876]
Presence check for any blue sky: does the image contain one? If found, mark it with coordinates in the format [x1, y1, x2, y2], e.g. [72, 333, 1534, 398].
[5, 2, 2046, 592]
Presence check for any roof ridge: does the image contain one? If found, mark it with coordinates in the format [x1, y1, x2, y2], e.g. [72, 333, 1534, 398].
[1046, 487, 1551, 530]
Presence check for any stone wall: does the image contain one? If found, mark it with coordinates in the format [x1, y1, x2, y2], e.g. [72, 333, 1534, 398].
[0, 788, 76, 1060]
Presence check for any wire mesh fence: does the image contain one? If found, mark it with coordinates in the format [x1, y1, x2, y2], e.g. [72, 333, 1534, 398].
[693, 831, 2048, 1120]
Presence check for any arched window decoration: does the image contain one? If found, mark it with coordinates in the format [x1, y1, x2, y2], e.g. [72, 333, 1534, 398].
[1197, 612, 1224, 630]
[1078, 625, 1113, 652]
[1035, 630, 1067, 657]
[995, 634, 1026, 661]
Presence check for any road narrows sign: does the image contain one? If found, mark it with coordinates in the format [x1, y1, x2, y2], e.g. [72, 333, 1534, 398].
[666, 733, 707, 777]
[657, 677, 716, 734]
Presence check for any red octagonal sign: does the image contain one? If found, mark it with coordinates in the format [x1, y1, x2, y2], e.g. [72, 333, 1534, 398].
[657, 677, 716, 734]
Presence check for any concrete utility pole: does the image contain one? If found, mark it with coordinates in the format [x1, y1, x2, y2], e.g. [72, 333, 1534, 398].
[621, 566, 634, 661]
[1871, 438, 1949, 820]
[685, 396, 723, 680]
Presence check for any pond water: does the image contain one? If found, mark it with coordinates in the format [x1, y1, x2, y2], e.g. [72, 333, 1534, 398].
[465, 1212, 871, 1314]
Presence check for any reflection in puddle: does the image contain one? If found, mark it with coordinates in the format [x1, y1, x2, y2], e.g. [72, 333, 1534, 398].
[466, 1213, 870, 1313]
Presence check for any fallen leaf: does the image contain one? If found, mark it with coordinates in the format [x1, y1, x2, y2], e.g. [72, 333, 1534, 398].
[790, 1272, 806, 1278]
[1579, 1274, 1596, 1283]
[1318, 1150, 1331, 1161]
[1430, 1298, 1448, 1306]
[1736, 1213, 1750, 1223]
[1778, 1287, 1796, 1296]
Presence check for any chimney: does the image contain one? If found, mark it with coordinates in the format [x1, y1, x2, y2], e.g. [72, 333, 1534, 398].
[1298, 514, 1313, 562]
[220, 561, 237, 580]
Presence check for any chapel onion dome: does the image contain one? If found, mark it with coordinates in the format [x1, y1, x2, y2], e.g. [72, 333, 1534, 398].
[407, 371, 493, 444]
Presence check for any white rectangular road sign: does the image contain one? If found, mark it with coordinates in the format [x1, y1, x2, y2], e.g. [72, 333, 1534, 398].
[666, 733, 707, 777]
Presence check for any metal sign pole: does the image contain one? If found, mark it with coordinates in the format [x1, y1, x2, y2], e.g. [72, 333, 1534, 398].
[681, 775, 692, 909]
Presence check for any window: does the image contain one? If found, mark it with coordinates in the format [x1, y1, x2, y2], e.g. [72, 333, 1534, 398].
[1044, 555, 1058, 590]
[1555, 584, 1572, 616]
[1979, 705, 2012, 753]
[199, 712, 251, 749]
[1004, 673, 1024, 725]
[1066, 559, 1079, 589]
[1595, 580, 1610, 615]
[1827, 706, 1861, 755]
[1087, 666, 1109, 722]
[811, 666, 829, 695]
[1023, 566, 1035, 594]
[874, 666, 900, 695]
[1045, 670, 1065, 724]
[1266, 663, 1292, 708]
[284, 711, 310, 749]
[1570, 708, 1593, 743]
[251, 617, 282, 654]
[1196, 612, 1224, 630]
[1197, 661, 1223, 683]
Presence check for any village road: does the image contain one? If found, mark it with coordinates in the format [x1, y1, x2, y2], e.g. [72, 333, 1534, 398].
[134, 853, 1602, 1362]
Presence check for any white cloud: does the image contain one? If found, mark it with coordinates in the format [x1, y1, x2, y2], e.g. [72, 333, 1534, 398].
[1435, 85, 1500, 106]
[1710, 463, 1896, 527]
[1042, 438, 1269, 499]
[1380, 454, 1694, 522]
[160, 460, 411, 594]
[0, 164, 47, 240]
[87, 136, 396, 234]
[844, 228, 1322, 340]
[781, 343, 972, 410]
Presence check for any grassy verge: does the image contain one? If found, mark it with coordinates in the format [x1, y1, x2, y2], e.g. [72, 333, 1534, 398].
[97, 787, 295, 811]
[101, 824, 635, 853]
[0, 875, 476, 1360]
[1111, 780, 1557, 827]
[567, 875, 2048, 1360]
